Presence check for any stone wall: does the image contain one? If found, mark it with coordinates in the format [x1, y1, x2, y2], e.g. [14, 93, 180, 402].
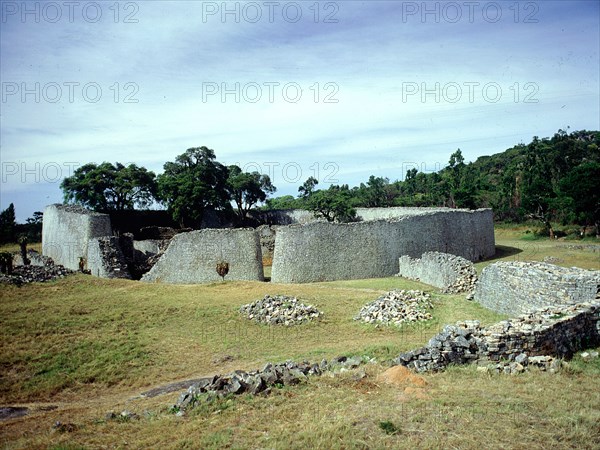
[271, 209, 494, 283]
[474, 261, 600, 315]
[394, 301, 600, 373]
[254, 206, 457, 225]
[355, 206, 453, 221]
[397, 252, 477, 294]
[87, 236, 132, 279]
[141, 228, 264, 284]
[42, 204, 112, 271]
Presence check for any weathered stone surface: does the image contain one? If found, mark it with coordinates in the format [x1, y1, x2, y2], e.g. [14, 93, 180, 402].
[42, 204, 112, 271]
[474, 261, 600, 315]
[397, 252, 477, 294]
[142, 228, 264, 284]
[354, 290, 433, 326]
[87, 236, 131, 279]
[240, 294, 323, 325]
[394, 301, 600, 373]
[173, 356, 369, 412]
[271, 209, 495, 283]
[0, 263, 74, 286]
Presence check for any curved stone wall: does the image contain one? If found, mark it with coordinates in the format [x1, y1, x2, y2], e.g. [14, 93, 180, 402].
[141, 228, 264, 284]
[271, 209, 494, 283]
[42, 204, 112, 271]
[474, 261, 600, 315]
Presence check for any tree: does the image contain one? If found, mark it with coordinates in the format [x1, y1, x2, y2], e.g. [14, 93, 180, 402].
[226, 165, 276, 223]
[307, 185, 357, 223]
[157, 147, 229, 228]
[298, 177, 319, 199]
[61, 162, 157, 211]
[0, 203, 16, 243]
[558, 162, 600, 237]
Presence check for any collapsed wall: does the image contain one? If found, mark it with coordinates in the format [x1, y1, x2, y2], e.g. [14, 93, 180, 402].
[141, 228, 264, 284]
[397, 252, 477, 294]
[394, 301, 600, 373]
[87, 236, 132, 279]
[42, 204, 112, 271]
[271, 209, 494, 283]
[474, 261, 600, 315]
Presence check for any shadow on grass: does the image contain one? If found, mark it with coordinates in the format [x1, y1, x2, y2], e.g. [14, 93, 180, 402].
[488, 245, 522, 261]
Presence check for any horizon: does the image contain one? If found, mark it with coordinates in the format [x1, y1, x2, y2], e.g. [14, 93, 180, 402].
[2, 1, 599, 222]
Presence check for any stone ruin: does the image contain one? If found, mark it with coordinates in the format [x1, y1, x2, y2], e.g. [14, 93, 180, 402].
[397, 251, 478, 294]
[394, 301, 600, 374]
[393, 261, 600, 374]
[474, 261, 600, 315]
[41, 204, 495, 284]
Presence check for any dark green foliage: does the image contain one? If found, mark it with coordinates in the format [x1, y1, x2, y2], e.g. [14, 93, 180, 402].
[226, 165, 276, 223]
[307, 184, 357, 223]
[157, 147, 230, 228]
[61, 162, 158, 211]
[262, 129, 599, 235]
[0, 203, 17, 244]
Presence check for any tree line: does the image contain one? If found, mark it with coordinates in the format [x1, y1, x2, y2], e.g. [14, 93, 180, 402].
[265, 129, 599, 236]
[1, 129, 598, 243]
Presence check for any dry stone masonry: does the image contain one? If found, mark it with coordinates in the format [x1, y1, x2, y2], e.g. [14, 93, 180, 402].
[271, 209, 495, 283]
[393, 301, 600, 373]
[174, 356, 366, 412]
[0, 251, 74, 286]
[474, 261, 600, 315]
[141, 228, 264, 284]
[239, 295, 323, 325]
[354, 290, 433, 326]
[42, 204, 112, 271]
[397, 252, 478, 294]
[87, 236, 132, 279]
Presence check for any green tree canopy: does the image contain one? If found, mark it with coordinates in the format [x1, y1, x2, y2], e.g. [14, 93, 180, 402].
[226, 165, 276, 223]
[307, 185, 357, 223]
[157, 147, 229, 227]
[0, 203, 16, 243]
[60, 162, 157, 211]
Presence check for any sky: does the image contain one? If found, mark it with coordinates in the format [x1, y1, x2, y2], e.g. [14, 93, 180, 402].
[1, 0, 599, 222]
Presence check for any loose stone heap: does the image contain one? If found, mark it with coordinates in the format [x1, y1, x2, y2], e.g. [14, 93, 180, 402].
[174, 356, 365, 412]
[239, 295, 323, 325]
[394, 301, 600, 373]
[354, 290, 433, 326]
[0, 263, 74, 286]
[397, 252, 478, 294]
[474, 261, 600, 315]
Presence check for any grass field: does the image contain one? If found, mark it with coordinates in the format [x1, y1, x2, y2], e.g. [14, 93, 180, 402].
[0, 229, 599, 449]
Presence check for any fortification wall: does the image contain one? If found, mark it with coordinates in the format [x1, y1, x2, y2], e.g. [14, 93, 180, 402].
[255, 206, 457, 225]
[141, 228, 264, 284]
[474, 261, 600, 315]
[271, 209, 494, 283]
[397, 252, 477, 293]
[355, 206, 453, 221]
[87, 236, 131, 279]
[42, 204, 112, 271]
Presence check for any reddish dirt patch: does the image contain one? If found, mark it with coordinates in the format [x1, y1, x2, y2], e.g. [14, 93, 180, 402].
[377, 366, 430, 401]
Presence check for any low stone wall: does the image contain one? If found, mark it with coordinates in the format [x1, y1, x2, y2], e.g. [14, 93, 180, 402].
[271, 209, 494, 283]
[87, 236, 131, 279]
[397, 252, 477, 294]
[394, 301, 600, 373]
[141, 228, 264, 284]
[42, 204, 112, 271]
[474, 261, 600, 315]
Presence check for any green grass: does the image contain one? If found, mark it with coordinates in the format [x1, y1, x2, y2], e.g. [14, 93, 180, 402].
[0, 227, 598, 449]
